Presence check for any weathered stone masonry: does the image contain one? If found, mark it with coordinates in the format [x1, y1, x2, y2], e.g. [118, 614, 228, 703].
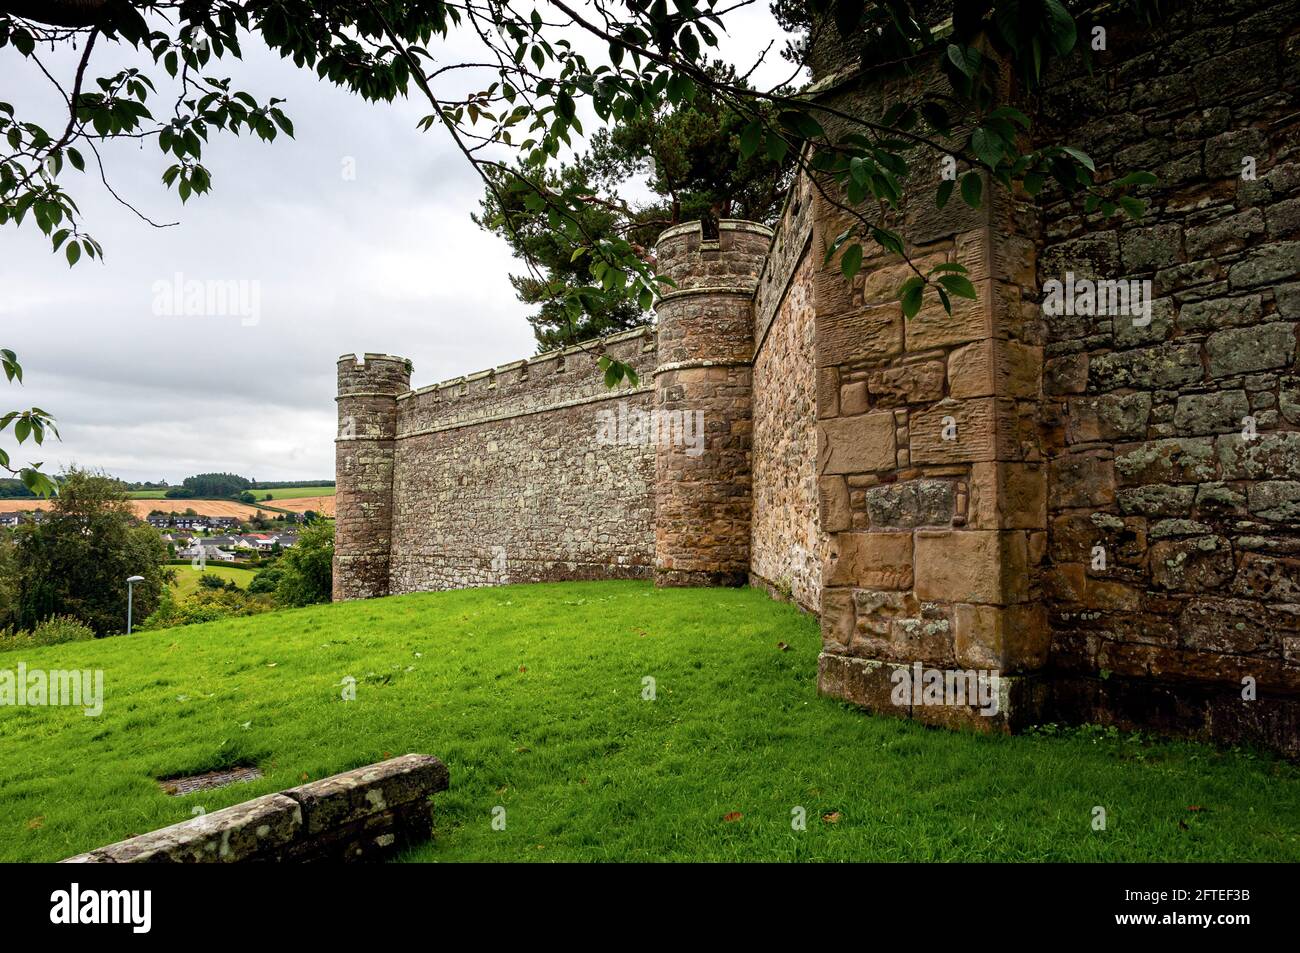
[339, 0, 1299, 754]
[809, 0, 1300, 753]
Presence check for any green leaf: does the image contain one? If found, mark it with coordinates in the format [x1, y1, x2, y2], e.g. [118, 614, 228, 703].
[971, 127, 1002, 169]
[937, 287, 952, 315]
[936, 273, 977, 299]
[766, 133, 789, 163]
[1044, 0, 1078, 57]
[1112, 170, 1158, 188]
[871, 227, 903, 256]
[65, 241, 81, 266]
[840, 242, 863, 280]
[899, 276, 924, 319]
[960, 170, 983, 208]
[1061, 145, 1096, 172]
[1118, 195, 1146, 221]
[936, 178, 954, 209]
[739, 120, 762, 158]
[778, 109, 823, 141]
[946, 44, 981, 79]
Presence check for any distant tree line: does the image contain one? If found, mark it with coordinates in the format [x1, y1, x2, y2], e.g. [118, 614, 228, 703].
[181, 472, 252, 497]
[250, 480, 335, 490]
[0, 477, 37, 498]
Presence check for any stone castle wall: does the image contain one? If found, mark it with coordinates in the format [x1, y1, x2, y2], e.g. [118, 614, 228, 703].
[387, 329, 658, 592]
[750, 176, 827, 612]
[338, 0, 1298, 754]
[1035, 0, 1300, 745]
[811, 0, 1299, 752]
[811, 47, 1050, 733]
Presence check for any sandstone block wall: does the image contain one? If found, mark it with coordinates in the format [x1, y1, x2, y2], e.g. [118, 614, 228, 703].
[387, 329, 658, 592]
[336, 0, 1298, 754]
[809, 0, 1299, 751]
[654, 221, 771, 586]
[751, 176, 827, 612]
[1034, 0, 1300, 749]
[810, 47, 1050, 732]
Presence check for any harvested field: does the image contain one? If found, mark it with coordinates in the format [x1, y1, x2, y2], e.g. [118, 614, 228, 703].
[265, 494, 335, 516]
[0, 498, 269, 520]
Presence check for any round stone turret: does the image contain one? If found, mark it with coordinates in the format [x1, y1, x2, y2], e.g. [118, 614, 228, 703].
[334, 353, 412, 600]
[653, 220, 772, 587]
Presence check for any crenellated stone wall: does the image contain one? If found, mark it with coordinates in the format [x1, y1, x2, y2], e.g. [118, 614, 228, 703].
[653, 220, 771, 586]
[385, 329, 658, 592]
[338, 0, 1299, 755]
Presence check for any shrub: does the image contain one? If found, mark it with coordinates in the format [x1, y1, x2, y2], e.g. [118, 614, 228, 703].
[274, 520, 334, 607]
[31, 614, 97, 645]
[247, 564, 283, 594]
[141, 588, 274, 630]
[0, 614, 96, 651]
[198, 573, 239, 591]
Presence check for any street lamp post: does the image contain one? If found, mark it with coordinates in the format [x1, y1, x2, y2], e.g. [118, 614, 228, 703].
[126, 575, 144, 634]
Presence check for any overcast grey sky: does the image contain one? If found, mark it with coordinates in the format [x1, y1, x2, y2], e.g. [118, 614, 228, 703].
[0, 4, 794, 484]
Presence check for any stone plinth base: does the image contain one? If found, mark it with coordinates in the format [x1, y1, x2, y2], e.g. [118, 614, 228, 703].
[816, 652, 1048, 733]
[656, 567, 749, 588]
[1048, 675, 1300, 759]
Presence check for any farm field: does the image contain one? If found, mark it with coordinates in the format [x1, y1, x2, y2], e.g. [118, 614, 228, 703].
[264, 495, 335, 516]
[0, 498, 269, 520]
[170, 564, 258, 597]
[128, 485, 335, 501]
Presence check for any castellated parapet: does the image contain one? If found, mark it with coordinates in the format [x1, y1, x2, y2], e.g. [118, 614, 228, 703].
[653, 220, 772, 586]
[334, 353, 411, 600]
[334, 0, 1300, 758]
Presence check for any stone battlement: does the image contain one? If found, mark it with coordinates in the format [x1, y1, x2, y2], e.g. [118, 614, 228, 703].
[337, 0, 1300, 756]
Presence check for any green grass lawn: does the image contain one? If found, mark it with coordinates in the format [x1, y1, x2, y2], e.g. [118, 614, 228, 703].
[129, 485, 335, 500]
[170, 564, 258, 597]
[0, 581, 1295, 863]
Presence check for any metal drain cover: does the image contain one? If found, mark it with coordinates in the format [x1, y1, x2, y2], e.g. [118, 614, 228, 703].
[159, 766, 263, 796]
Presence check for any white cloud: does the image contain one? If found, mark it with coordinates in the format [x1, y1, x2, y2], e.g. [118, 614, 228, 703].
[0, 6, 794, 484]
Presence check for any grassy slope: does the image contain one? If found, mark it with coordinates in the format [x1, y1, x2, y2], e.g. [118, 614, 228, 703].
[0, 581, 1295, 863]
[170, 565, 258, 597]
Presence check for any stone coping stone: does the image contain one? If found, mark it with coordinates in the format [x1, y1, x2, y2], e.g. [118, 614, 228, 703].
[284, 754, 449, 837]
[62, 754, 448, 863]
[63, 793, 303, 864]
